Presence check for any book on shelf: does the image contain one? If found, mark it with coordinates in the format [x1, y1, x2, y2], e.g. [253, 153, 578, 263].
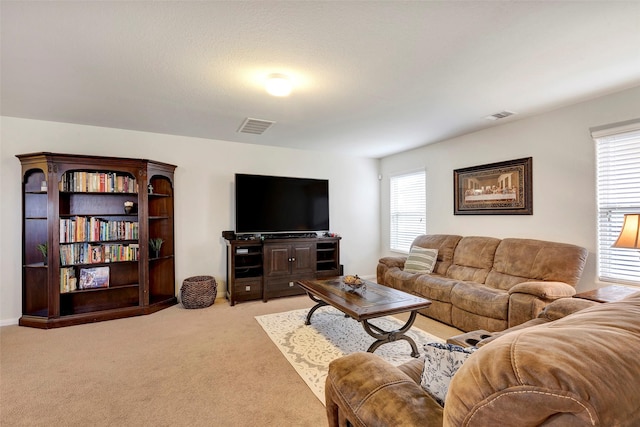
[60, 217, 139, 243]
[60, 267, 77, 293]
[59, 242, 139, 266]
[78, 266, 109, 290]
[59, 171, 137, 193]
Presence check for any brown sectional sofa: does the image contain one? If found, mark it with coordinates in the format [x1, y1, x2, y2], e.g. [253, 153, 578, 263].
[326, 293, 640, 426]
[377, 234, 588, 332]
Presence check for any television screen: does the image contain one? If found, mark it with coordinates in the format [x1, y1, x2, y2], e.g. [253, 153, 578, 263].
[235, 174, 330, 235]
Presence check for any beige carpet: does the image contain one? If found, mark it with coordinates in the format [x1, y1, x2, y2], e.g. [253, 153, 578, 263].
[1, 295, 461, 426]
[256, 306, 444, 404]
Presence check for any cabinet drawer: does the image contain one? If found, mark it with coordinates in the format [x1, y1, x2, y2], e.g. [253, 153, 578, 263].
[264, 278, 308, 299]
[233, 279, 263, 301]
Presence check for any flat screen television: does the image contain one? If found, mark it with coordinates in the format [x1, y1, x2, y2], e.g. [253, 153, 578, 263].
[235, 173, 330, 235]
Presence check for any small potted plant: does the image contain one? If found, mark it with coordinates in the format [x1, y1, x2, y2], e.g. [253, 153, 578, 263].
[149, 238, 164, 258]
[36, 242, 48, 265]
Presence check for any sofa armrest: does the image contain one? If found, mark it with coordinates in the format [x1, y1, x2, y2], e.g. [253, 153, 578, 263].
[507, 282, 578, 328]
[508, 281, 576, 300]
[378, 256, 407, 269]
[326, 352, 443, 427]
[539, 297, 599, 321]
[480, 298, 598, 346]
[377, 256, 408, 284]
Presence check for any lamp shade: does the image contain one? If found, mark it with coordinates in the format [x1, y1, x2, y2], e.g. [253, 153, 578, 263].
[613, 214, 640, 249]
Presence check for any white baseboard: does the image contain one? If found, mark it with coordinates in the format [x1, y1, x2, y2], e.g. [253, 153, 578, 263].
[0, 318, 19, 327]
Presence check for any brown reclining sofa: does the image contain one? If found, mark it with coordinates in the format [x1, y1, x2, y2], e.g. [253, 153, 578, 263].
[326, 294, 640, 426]
[377, 234, 588, 332]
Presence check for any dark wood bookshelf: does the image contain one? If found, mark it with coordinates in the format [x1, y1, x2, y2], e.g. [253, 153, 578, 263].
[17, 152, 177, 328]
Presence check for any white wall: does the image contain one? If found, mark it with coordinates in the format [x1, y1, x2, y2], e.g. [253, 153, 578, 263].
[3, 86, 639, 325]
[380, 85, 640, 292]
[0, 118, 380, 325]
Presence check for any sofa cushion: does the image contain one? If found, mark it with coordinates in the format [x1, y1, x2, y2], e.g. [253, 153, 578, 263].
[421, 342, 477, 406]
[485, 238, 588, 290]
[450, 282, 509, 320]
[409, 235, 462, 275]
[404, 247, 438, 274]
[383, 267, 422, 292]
[413, 274, 459, 303]
[446, 236, 500, 283]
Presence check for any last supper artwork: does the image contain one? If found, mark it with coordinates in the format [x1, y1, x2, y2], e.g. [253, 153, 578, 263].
[454, 157, 532, 215]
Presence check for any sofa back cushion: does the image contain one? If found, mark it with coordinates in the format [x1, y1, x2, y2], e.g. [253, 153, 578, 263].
[446, 236, 500, 283]
[410, 235, 462, 275]
[484, 238, 588, 291]
[444, 293, 640, 426]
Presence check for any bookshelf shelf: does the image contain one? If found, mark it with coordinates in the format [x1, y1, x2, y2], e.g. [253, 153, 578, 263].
[62, 283, 139, 294]
[17, 152, 177, 328]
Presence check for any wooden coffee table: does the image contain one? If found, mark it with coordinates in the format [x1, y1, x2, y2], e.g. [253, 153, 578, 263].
[296, 277, 432, 357]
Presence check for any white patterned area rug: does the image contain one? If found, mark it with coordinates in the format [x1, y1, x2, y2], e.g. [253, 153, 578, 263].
[255, 306, 444, 404]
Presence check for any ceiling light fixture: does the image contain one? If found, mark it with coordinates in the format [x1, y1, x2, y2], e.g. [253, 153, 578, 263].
[265, 73, 292, 97]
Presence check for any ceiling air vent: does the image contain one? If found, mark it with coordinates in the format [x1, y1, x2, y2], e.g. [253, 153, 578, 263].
[238, 118, 275, 135]
[485, 110, 517, 121]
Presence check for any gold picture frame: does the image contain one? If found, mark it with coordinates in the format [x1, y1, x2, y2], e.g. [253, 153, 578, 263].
[454, 157, 532, 215]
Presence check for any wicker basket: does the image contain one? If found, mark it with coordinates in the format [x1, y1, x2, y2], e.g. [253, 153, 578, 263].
[181, 275, 217, 309]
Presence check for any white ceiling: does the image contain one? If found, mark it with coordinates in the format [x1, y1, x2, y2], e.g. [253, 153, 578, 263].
[2, 1, 639, 159]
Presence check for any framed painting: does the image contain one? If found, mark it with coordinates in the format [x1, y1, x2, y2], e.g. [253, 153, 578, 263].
[454, 157, 532, 215]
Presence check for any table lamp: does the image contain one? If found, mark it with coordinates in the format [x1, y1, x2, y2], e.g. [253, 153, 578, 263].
[613, 214, 640, 249]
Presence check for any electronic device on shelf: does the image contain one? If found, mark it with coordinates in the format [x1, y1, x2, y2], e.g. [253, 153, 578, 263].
[234, 173, 329, 235]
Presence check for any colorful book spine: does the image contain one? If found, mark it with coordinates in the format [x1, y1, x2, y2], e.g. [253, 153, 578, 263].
[59, 242, 139, 266]
[60, 217, 138, 243]
[61, 171, 137, 193]
[60, 267, 77, 293]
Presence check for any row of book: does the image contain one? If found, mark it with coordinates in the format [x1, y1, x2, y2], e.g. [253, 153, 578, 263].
[59, 171, 138, 193]
[59, 243, 139, 266]
[60, 217, 139, 243]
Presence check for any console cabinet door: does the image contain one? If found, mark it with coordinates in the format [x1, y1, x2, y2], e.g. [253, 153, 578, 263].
[264, 244, 292, 278]
[291, 243, 315, 275]
[264, 242, 316, 278]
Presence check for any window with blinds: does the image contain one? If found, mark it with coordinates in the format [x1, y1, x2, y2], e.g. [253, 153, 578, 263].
[594, 124, 640, 284]
[390, 170, 426, 253]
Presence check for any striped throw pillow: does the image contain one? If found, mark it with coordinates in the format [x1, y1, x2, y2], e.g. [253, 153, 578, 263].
[404, 246, 438, 274]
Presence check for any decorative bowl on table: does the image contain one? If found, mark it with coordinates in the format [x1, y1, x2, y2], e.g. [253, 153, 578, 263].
[343, 274, 365, 290]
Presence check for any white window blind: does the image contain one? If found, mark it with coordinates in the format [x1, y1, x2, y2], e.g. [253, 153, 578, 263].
[594, 126, 640, 284]
[390, 170, 426, 253]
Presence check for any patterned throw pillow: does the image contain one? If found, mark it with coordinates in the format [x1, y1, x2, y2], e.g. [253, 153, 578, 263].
[420, 342, 477, 406]
[404, 246, 438, 274]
